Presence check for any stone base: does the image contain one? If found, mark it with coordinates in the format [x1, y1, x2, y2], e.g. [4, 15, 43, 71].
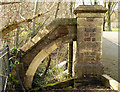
[74, 76, 103, 88]
[74, 63, 104, 78]
[24, 75, 33, 89]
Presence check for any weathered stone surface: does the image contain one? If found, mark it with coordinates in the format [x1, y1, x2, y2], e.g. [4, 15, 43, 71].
[20, 18, 77, 66]
[96, 32, 102, 41]
[74, 5, 107, 14]
[74, 63, 104, 78]
[92, 38, 96, 41]
[76, 13, 105, 18]
[90, 33, 96, 37]
[77, 18, 103, 27]
[16, 18, 77, 89]
[24, 34, 75, 89]
[21, 5, 108, 89]
[74, 5, 107, 78]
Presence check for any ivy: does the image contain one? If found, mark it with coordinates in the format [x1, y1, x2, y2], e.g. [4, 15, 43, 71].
[9, 73, 12, 77]
[8, 81, 12, 86]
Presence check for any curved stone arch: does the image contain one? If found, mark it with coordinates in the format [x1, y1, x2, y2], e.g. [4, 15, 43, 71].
[20, 18, 77, 89]
[24, 34, 75, 89]
[20, 18, 77, 65]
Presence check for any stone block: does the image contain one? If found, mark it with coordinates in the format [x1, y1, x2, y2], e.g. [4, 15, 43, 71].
[77, 13, 105, 18]
[73, 63, 83, 78]
[77, 27, 85, 42]
[96, 32, 102, 41]
[45, 43, 58, 54]
[85, 27, 96, 32]
[85, 42, 99, 49]
[86, 18, 94, 22]
[92, 42, 102, 52]
[77, 18, 103, 27]
[90, 33, 96, 37]
[84, 55, 96, 63]
[21, 40, 34, 52]
[92, 38, 96, 41]
[84, 33, 89, 37]
[96, 52, 102, 63]
[84, 37, 91, 41]
[91, 52, 96, 56]
[74, 64, 104, 77]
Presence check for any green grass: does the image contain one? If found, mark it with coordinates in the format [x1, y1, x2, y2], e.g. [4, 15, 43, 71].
[104, 30, 120, 32]
[112, 30, 120, 31]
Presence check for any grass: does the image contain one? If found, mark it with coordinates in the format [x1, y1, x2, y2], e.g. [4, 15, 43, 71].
[104, 30, 120, 32]
[111, 30, 120, 31]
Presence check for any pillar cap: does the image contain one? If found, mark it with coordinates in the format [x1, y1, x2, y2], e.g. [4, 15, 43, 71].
[74, 5, 107, 15]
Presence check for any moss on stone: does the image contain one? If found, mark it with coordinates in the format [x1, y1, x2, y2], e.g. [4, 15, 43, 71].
[62, 86, 73, 90]
[45, 79, 74, 89]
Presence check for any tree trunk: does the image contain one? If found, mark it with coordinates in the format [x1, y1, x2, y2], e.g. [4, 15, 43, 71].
[41, 55, 51, 77]
[82, 0, 85, 5]
[55, 2, 60, 19]
[68, 42, 73, 78]
[103, 2, 106, 31]
[69, 2, 73, 18]
[107, 2, 112, 31]
[65, 2, 68, 18]
[94, 0, 97, 5]
[90, 0, 92, 5]
[32, 0, 38, 38]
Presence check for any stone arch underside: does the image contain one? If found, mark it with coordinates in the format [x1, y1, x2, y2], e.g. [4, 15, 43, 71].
[20, 18, 77, 89]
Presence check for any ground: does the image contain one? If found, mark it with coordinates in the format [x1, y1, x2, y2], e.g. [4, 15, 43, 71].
[102, 32, 119, 82]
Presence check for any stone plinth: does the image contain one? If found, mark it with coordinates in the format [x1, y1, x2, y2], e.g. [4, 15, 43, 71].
[74, 5, 107, 79]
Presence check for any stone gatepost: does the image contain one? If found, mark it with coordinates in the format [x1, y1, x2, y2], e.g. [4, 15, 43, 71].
[73, 5, 107, 80]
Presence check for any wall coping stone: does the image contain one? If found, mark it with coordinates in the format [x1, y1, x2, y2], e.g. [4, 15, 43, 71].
[74, 5, 107, 14]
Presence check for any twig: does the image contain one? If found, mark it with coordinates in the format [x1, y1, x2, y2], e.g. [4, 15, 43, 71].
[0, 74, 8, 92]
[19, 14, 26, 20]
[0, 47, 8, 54]
[4, 76, 8, 91]
[0, 74, 8, 78]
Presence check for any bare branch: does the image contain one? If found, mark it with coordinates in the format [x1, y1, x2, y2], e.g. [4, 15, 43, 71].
[55, 2, 60, 19]
[41, 55, 51, 77]
[106, 2, 118, 22]
[0, 74, 8, 78]
[1, 2, 56, 37]
[0, 2, 21, 5]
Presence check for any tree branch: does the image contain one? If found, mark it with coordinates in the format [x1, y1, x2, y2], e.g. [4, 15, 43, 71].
[1, 2, 56, 37]
[55, 2, 60, 19]
[0, 2, 21, 5]
[41, 55, 51, 77]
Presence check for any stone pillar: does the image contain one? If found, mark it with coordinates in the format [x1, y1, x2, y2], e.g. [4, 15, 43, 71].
[73, 5, 107, 78]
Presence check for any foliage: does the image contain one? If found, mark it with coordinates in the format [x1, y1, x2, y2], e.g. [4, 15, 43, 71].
[4, 48, 22, 91]
[33, 58, 68, 90]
